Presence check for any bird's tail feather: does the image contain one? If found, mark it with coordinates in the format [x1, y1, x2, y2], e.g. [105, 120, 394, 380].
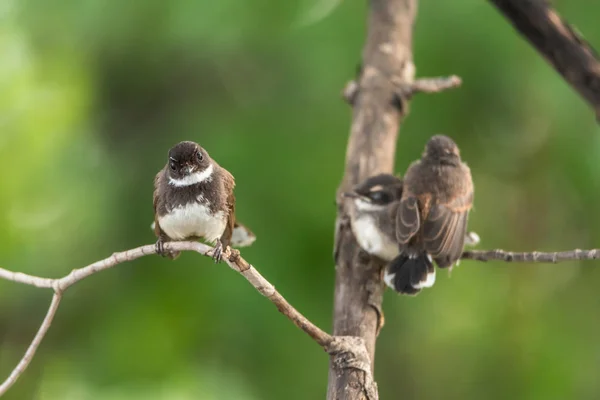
[384, 252, 435, 295]
[231, 222, 256, 247]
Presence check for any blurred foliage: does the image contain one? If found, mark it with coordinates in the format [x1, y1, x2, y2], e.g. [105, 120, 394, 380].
[1, 0, 600, 399]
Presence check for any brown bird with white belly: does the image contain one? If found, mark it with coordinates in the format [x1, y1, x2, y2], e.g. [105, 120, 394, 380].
[152, 141, 255, 262]
[389, 134, 474, 295]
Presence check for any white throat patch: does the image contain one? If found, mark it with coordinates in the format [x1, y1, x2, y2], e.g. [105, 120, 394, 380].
[352, 214, 399, 262]
[169, 163, 214, 187]
[353, 198, 385, 212]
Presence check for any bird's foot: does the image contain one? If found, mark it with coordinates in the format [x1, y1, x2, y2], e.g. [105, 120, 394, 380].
[213, 240, 224, 263]
[155, 238, 180, 260]
[155, 238, 167, 257]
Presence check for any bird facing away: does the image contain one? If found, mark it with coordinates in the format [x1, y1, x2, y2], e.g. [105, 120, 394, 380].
[391, 134, 474, 295]
[152, 141, 255, 262]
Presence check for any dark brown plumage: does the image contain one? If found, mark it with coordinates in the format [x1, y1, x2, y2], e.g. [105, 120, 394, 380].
[389, 135, 473, 294]
[153, 141, 254, 262]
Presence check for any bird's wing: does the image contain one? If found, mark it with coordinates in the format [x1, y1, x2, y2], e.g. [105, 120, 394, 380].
[396, 196, 421, 245]
[153, 169, 165, 238]
[220, 169, 236, 247]
[423, 189, 473, 268]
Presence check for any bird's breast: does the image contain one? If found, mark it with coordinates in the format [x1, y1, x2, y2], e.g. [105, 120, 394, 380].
[158, 201, 227, 243]
[352, 215, 399, 262]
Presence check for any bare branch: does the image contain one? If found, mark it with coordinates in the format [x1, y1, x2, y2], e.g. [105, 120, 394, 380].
[342, 80, 359, 104]
[342, 75, 462, 105]
[462, 248, 600, 263]
[0, 293, 62, 396]
[489, 0, 600, 119]
[0, 242, 334, 396]
[331, 0, 420, 397]
[2, 240, 596, 396]
[399, 75, 462, 96]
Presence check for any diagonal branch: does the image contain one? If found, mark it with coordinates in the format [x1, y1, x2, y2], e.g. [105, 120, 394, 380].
[489, 0, 600, 119]
[462, 248, 600, 263]
[0, 242, 339, 396]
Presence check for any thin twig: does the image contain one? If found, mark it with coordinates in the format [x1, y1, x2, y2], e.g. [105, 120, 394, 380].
[462, 248, 600, 263]
[0, 293, 62, 396]
[342, 75, 462, 105]
[0, 242, 333, 396]
[401, 75, 463, 96]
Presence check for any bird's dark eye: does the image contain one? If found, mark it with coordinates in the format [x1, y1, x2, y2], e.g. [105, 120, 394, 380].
[369, 191, 391, 203]
[169, 162, 177, 171]
[197, 152, 203, 162]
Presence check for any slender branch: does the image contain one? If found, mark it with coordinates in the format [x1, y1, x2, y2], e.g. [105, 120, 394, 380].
[489, 0, 600, 119]
[462, 248, 600, 263]
[0, 293, 62, 396]
[0, 242, 333, 396]
[399, 75, 462, 96]
[343, 75, 462, 104]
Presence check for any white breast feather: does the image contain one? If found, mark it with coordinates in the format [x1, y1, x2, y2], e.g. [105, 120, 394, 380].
[158, 202, 226, 243]
[352, 215, 399, 262]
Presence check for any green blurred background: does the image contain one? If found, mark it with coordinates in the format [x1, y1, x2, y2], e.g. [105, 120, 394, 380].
[1, 0, 600, 399]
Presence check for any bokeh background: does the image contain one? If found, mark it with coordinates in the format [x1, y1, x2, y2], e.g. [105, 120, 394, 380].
[1, 0, 600, 399]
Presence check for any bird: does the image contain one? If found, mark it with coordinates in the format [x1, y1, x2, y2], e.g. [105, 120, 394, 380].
[343, 173, 437, 294]
[342, 173, 404, 263]
[152, 141, 255, 262]
[391, 134, 474, 295]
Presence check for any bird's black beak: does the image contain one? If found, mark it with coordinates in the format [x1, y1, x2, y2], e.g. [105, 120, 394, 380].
[342, 192, 359, 199]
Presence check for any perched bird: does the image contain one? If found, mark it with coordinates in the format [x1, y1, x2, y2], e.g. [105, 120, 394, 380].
[152, 141, 255, 262]
[343, 173, 437, 295]
[343, 173, 404, 263]
[391, 134, 473, 294]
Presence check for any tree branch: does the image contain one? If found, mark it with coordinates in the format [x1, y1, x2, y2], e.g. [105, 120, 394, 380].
[330, 0, 461, 398]
[0, 242, 341, 396]
[489, 0, 600, 119]
[343, 75, 462, 104]
[1, 240, 596, 397]
[0, 293, 62, 396]
[462, 248, 600, 263]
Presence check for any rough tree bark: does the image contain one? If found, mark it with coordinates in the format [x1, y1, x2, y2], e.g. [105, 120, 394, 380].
[327, 0, 600, 396]
[328, 0, 417, 398]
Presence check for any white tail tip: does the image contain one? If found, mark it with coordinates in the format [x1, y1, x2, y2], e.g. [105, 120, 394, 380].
[413, 269, 436, 290]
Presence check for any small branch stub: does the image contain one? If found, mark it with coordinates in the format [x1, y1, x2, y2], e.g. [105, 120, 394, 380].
[343, 75, 462, 106]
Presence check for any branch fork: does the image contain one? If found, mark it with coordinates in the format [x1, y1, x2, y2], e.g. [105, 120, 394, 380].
[0, 242, 362, 397]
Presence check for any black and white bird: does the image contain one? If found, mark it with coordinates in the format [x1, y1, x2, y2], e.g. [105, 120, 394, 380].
[394, 135, 474, 294]
[152, 141, 255, 262]
[344, 135, 476, 295]
[343, 174, 404, 263]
